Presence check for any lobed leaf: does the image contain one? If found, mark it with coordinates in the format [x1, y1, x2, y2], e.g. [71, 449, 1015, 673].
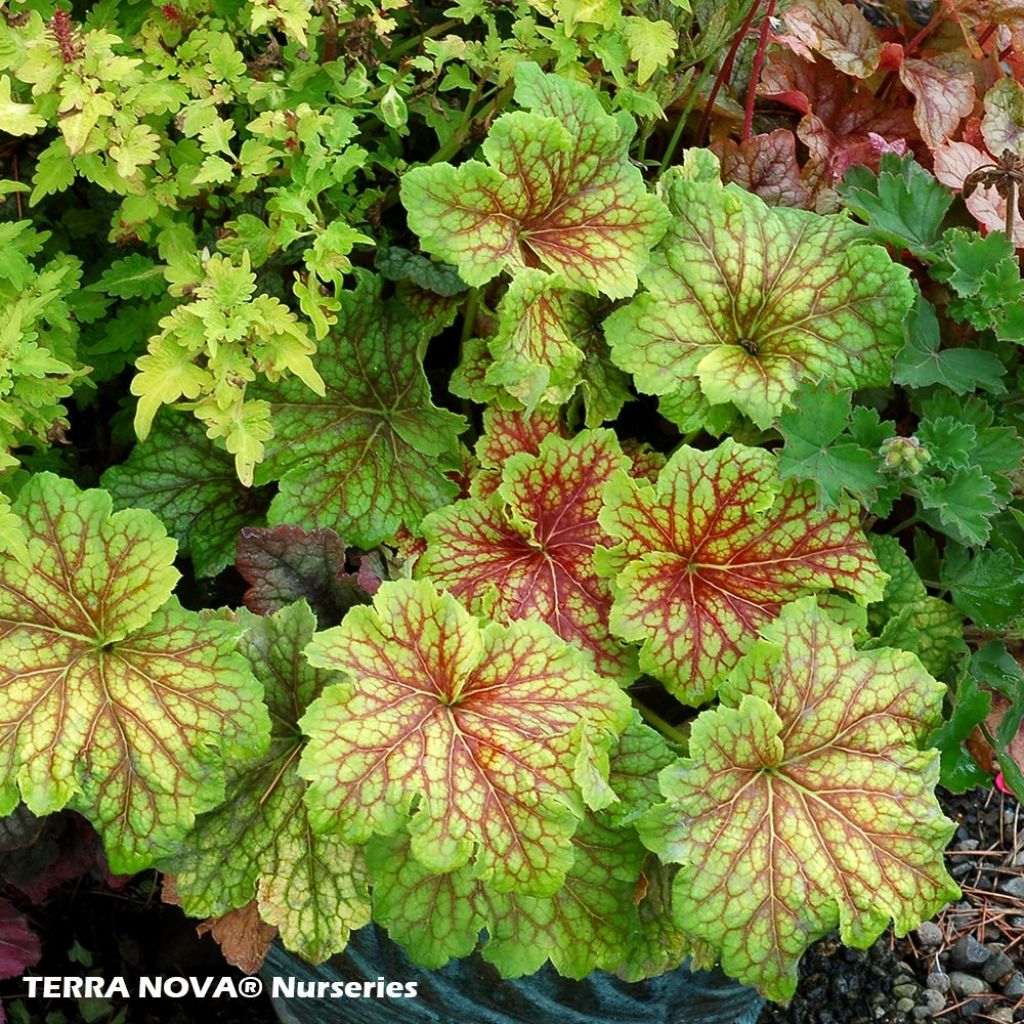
[166, 603, 371, 964]
[298, 579, 632, 895]
[639, 598, 958, 1001]
[598, 439, 887, 704]
[420, 429, 637, 683]
[255, 271, 467, 547]
[401, 63, 668, 298]
[604, 175, 914, 429]
[0, 475, 269, 873]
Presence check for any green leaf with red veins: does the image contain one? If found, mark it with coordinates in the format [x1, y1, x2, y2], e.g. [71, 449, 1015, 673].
[166, 602, 371, 964]
[598, 439, 887, 704]
[471, 405, 567, 499]
[400, 63, 668, 298]
[603, 715, 678, 827]
[604, 179, 914, 429]
[638, 598, 958, 1001]
[367, 813, 646, 979]
[419, 430, 638, 684]
[982, 78, 1024, 159]
[298, 579, 632, 895]
[0, 474, 269, 874]
[254, 272, 467, 547]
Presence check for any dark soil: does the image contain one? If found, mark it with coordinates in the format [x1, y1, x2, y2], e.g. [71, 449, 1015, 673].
[759, 787, 1024, 1024]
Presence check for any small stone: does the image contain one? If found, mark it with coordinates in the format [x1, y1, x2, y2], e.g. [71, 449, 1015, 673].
[1001, 876, 1024, 899]
[949, 971, 988, 997]
[923, 990, 946, 1012]
[1010, 916, 1024, 928]
[1004, 971, 1024, 997]
[988, 1009, 1013, 1024]
[1012, 850, 1024, 867]
[893, 983, 917, 998]
[949, 936, 991, 971]
[984, 950, 1015, 984]
[915, 921, 943, 947]
[950, 861, 972, 879]
[926, 972, 950, 993]
[911, 1008, 931, 1021]
[960, 998, 983, 1016]
[896, 997, 915, 1012]
[957, 838, 980, 850]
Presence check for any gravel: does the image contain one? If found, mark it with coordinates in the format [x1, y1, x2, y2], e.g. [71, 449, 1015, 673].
[757, 787, 1024, 1023]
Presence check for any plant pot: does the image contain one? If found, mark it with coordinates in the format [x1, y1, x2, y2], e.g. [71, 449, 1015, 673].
[260, 925, 764, 1024]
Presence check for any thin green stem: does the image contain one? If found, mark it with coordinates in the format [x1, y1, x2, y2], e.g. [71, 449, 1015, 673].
[885, 513, 920, 535]
[657, 58, 715, 176]
[386, 18, 461, 60]
[632, 698, 690, 747]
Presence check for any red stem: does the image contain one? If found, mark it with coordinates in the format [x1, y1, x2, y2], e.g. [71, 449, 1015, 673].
[696, 0, 764, 145]
[742, 0, 776, 141]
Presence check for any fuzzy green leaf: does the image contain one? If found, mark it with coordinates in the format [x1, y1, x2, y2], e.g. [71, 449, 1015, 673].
[102, 413, 268, 578]
[299, 580, 632, 895]
[639, 598, 958, 1001]
[604, 178, 914, 428]
[0, 474, 269, 873]
[401, 63, 668, 298]
[599, 439, 887, 704]
[166, 603, 371, 963]
[256, 272, 467, 547]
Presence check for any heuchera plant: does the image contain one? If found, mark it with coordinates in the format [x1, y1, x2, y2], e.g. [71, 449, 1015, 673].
[2, 0, 1024, 1009]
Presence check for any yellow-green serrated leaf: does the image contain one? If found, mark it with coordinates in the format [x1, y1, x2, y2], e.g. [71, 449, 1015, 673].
[605, 178, 914, 429]
[401, 63, 668, 298]
[0, 474, 269, 873]
[367, 814, 647, 979]
[639, 598, 958, 1001]
[298, 579, 632, 895]
[166, 602, 370, 963]
[598, 439, 887, 704]
[420, 429, 637, 683]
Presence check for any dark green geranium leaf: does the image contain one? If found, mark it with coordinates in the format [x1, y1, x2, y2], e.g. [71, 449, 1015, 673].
[918, 467, 999, 546]
[927, 671, 992, 794]
[942, 545, 1024, 629]
[894, 296, 1005, 395]
[777, 383, 887, 509]
[102, 412, 269, 578]
[838, 153, 952, 255]
[255, 271, 467, 547]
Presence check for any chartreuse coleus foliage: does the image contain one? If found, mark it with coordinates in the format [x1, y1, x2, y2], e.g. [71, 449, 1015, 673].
[640, 598, 959, 1002]
[298, 579, 632, 896]
[254, 272, 466, 548]
[131, 251, 324, 488]
[401, 62, 668, 298]
[0, 474, 269, 874]
[419, 429, 637, 683]
[604, 156, 915, 430]
[166, 602, 370, 964]
[597, 438, 887, 705]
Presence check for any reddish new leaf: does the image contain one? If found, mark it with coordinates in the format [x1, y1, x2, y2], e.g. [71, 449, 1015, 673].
[0, 899, 39, 980]
[298, 580, 632, 895]
[598, 440, 887, 704]
[776, 0, 882, 78]
[236, 525, 368, 626]
[470, 406, 567, 499]
[420, 430, 636, 683]
[898, 53, 976, 151]
[709, 131, 811, 207]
